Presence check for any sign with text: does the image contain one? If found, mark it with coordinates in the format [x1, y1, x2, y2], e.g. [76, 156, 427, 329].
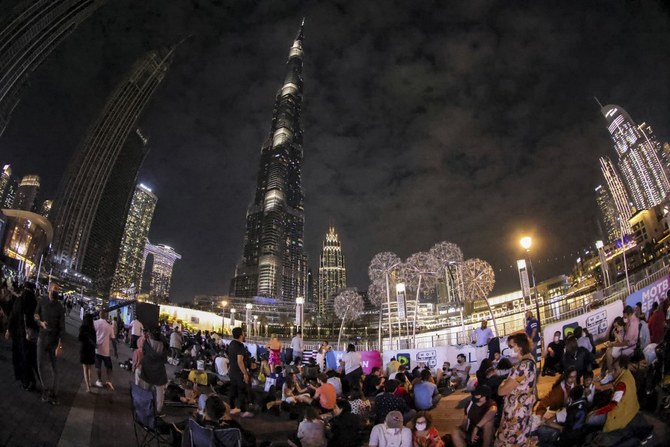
[542, 299, 623, 352]
[625, 274, 670, 316]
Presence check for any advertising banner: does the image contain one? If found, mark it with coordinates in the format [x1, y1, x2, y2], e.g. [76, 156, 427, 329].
[324, 350, 383, 374]
[542, 300, 623, 350]
[625, 274, 670, 316]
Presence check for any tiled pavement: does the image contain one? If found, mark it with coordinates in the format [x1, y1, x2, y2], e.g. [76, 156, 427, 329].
[1, 314, 669, 446]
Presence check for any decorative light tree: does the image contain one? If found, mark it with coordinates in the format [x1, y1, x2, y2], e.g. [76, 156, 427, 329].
[401, 252, 439, 348]
[430, 241, 466, 331]
[368, 252, 402, 342]
[367, 280, 385, 351]
[334, 288, 364, 349]
[462, 258, 498, 335]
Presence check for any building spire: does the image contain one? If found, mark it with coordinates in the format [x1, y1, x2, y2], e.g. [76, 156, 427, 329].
[296, 17, 305, 41]
[594, 96, 603, 109]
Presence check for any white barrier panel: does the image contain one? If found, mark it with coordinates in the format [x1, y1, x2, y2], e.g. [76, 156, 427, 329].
[382, 339, 510, 373]
[542, 300, 623, 350]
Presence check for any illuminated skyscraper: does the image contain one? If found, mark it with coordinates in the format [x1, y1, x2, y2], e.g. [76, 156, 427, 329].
[39, 199, 52, 219]
[141, 242, 181, 303]
[0, 164, 18, 208]
[111, 183, 157, 297]
[232, 21, 308, 302]
[51, 48, 175, 296]
[601, 104, 670, 210]
[15, 175, 40, 211]
[595, 184, 621, 242]
[317, 226, 347, 316]
[0, 0, 106, 136]
[600, 156, 634, 235]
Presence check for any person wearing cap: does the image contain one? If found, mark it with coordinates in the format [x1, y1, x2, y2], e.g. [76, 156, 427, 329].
[369, 410, 412, 447]
[452, 385, 497, 447]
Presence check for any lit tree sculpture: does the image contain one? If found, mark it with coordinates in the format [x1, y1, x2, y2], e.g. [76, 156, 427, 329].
[401, 252, 439, 348]
[368, 252, 402, 342]
[334, 288, 364, 349]
[367, 280, 385, 350]
[430, 241, 466, 330]
[462, 258, 498, 335]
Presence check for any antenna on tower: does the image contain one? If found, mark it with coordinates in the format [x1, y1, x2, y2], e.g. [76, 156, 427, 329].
[594, 96, 604, 109]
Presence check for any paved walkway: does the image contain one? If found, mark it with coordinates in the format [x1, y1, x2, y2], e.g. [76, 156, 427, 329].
[1, 313, 668, 446]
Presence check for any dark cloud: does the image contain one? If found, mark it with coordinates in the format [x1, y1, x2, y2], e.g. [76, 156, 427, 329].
[3, 0, 670, 301]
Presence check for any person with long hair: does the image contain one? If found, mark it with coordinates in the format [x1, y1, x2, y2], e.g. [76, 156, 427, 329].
[78, 313, 96, 393]
[494, 333, 537, 447]
[410, 411, 445, 447]
[535, 366, 578, 417]
[266, 334, 282, 369]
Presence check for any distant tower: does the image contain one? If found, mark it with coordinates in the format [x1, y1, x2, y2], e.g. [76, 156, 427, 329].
[0, 0, 106, 137]
[595, 184, 621, 242]
[141, 242, 181, 303]
[51, 48, 175, 296]
[317, 226, 347, 317]
[15, 174, 40, 211]
[232, 21, 308, 302]
[39, 199, 52, 219]
[600, 156, 634, 234]
[600, 104, 670, 209]
[111, 183, 157, 297]
[0, 164, 18, 208]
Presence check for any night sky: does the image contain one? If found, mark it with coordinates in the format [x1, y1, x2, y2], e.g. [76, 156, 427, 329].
[3, 0, 670, 302]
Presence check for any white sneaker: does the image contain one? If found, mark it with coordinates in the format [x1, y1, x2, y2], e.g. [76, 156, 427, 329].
[600, 373, 614, 385]
[95, 380, 103, 388]
[105, 381, 114, 391]
[229, 408, 241, 415]
[240, 411, 254, 418]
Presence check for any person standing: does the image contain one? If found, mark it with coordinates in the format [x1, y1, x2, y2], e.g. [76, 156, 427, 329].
[494, 333, 537, 447]
[6, 282, 39, 391]
[525, 311, 540, 362]
[228, 327, 254, 418]
[140, 328, 168, 414]
[169, 326, 183, 360]
[291, 330, 304, 363]
[34, 283, 65, 405]
[111, 316, 118, 359]
[266, 334, 282, 369]
[130, 316, 144, 349]
[472, 320, 494, 369]
[93, 310, 114, 389]
[341, 344, 363, 391]
[78, 314, 96, 393]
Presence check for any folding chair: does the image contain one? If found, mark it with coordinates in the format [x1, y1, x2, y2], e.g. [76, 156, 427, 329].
[130, 382, 171, 446]
[182, 419, 241, 447]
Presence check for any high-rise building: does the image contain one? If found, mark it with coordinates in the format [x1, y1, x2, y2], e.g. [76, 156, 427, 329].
[0, 0, 106, 137]
[51, 48, 175, 296]
[141, 242, 181, 303]
[39, 199, 52, 219]
[595, 184, 621, 242]
[600, 156, 634, 235]
[231, 21, 308, 303]
[111, 183, 157, 297]
[317, 226, 347, 316]
[15, 174, 40, 211]
[601, 105, 670, 210]
[0, 164, 18, 208]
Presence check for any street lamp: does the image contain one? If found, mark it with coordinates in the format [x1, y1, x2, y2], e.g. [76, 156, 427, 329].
[520, 236, 542, 353]
[230, 308, 236, 328]
[245, 303, 252, 333]
[221, 300, 228, 333]
[296, 297, 305, 332]
[253, 315, 258, 337]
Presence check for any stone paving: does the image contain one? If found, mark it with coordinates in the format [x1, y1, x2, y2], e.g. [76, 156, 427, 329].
[1, 312, 669, 446]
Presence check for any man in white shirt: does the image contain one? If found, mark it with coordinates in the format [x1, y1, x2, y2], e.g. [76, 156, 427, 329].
[130, 317, 144, 350]
[369, 410, 412, 447]
[94, 310, 115, 389]
[291, 331, 304, 363]
[214, 351, 230, 382]
[341, 344, 363, 391]
[472, 320, 493, 369]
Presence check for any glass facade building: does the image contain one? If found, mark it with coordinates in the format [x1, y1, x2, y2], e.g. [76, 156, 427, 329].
[141, 242, 181, 303]
[232, 22, 308, 303]
[15, 174, 40, 212]
[317, 226, 347, 317]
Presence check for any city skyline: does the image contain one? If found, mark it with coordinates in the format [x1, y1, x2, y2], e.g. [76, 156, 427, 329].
[317, 226, 347, 317]
[3, 1, 670, 301]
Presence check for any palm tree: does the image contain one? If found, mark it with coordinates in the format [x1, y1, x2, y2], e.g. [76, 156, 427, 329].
[334, 288, 364, 350]
[401, 252, 439, 348]
[368, 252, 402, 342]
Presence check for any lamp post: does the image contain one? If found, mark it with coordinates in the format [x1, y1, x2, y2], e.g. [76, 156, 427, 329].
[245, 303, 252, 333]
[220, 300, 228, 334]
[230, 308, 236, 328]
[253, 315, 258, 337]
[595, 240, 611, 288]
[295, 297, 304, 331]
[520, 236, 542, 353]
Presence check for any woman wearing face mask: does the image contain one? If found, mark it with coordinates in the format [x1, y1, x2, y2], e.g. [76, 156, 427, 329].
[542, 331, 565, 376]
[410, 411, 444, 447]
[535, 366, 578, 417]
[494, 333, 537, 447]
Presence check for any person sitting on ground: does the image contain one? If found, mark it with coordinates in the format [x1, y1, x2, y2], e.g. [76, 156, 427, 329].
[373, 379, 416, 424]
[587, 356, 639, 431]
[309, 373, 337, 413]
[536, 384, 588, 447]
[326, 369, 343, 397]
[214, 350, 229, 382]
[389, 364, 407, 381]
[414, 369, 442, 411]
[436, 362, 451, 389]
[582, 370, 596, 408]
[369, 410, 412, 447]
[451, 384, 497, 447]
[535, 366, 578, 417]
[599, 313, 636, 384]
[573, 326, 592, 354]
[410, 411, 445, 447]
[304, 357, 320, 381]
[450, 354, 471, 390]
[295, 406, 327, 447]
[491, 352, 501, 368]
[188, 360, 210, 386]
[386, 357, 401, 377]
[363, 366, 385, 397]
[349, 388, 372, 421]
[392, 372, 414, 409]
[281, 372, 312, 406]
[543, 331, 565, 376]
[561, 335, 592, 382]
[179, 380, 199, 405]
[328, 399, 363, 447]
[476, 358, 493, 386]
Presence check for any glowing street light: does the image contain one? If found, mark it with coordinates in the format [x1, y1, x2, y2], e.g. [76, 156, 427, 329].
[230, 308, 236, 327]
[520, 235, 542, 358]
[220, 300, 228, 333]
